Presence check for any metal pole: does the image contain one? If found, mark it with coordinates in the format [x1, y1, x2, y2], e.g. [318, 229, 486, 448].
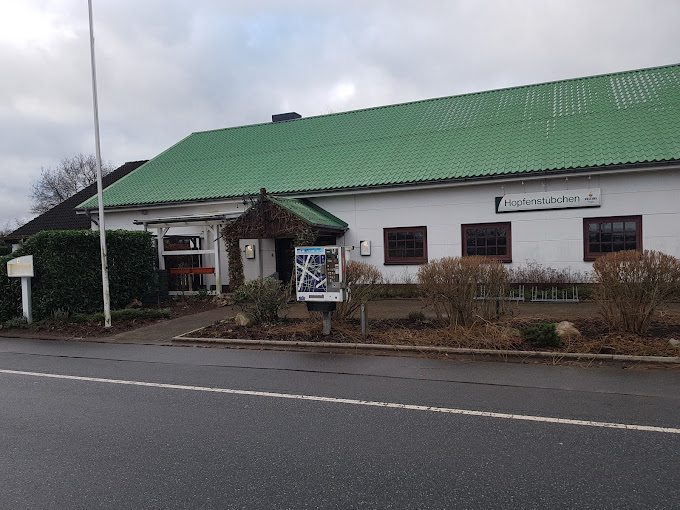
[322, 311, 332, 336]
[88, 0, 111, 328]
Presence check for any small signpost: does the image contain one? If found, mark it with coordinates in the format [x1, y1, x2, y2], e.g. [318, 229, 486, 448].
[7, 255, 35, 323]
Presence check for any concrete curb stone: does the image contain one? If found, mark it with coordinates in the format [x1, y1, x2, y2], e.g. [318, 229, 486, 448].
[173, 332, 680, 364]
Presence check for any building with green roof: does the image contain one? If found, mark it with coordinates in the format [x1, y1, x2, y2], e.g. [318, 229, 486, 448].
[78, 63, 680, 291]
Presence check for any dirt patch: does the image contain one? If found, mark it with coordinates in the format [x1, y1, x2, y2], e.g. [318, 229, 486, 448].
[1, 300, 219, 338]
[196, 302, 680, 358]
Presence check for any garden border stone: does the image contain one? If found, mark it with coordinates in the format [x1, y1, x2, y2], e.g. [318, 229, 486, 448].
[173, 329, 680, 364]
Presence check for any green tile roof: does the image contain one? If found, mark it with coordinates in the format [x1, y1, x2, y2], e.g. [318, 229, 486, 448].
[267, 196, 348, 229]
[79, 63, 680, 209]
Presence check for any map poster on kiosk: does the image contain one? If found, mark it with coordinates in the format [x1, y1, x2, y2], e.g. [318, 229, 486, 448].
[295, 246, 347, 303]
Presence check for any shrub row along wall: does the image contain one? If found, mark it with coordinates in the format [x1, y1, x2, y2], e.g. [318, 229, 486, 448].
[0, 230, 155, 322]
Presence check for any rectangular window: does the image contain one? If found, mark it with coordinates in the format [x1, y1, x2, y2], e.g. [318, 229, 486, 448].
[383, 226, 427, 264]
[461, 222, 512, 262]
[583, 215, 641, 260]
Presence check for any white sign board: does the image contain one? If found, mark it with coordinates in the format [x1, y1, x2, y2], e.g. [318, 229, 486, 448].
[6, 254, 34, 323]
[295, 246, 347, 303]
[496, 188, 601, 213]
[7, 255, 34, 277]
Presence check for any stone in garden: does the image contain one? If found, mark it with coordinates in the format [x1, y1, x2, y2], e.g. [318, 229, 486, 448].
[502, 327, 522, 339]
[125, 299, 143, 309]
[556, 321, 581, 339]
[234, 313, 254, 326]
[213, 294, 234, 306]
[668, 338, 680, 348]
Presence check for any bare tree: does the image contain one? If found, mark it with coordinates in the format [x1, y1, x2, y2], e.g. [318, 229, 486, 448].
[28, 153, 114, 214]
[0, 218, 25, 237]
[0, 220, 13, 237]
[0, 218, 25, 254]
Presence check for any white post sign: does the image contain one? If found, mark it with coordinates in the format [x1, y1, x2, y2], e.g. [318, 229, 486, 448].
[7, 255, 34, 323]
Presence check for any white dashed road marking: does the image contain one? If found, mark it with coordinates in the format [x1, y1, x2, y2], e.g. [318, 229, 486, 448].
[1, 368, 678, 434]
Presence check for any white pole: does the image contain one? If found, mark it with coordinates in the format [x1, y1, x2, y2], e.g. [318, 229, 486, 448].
[88, 0, 111, 328]
[21, 277, 33, 323]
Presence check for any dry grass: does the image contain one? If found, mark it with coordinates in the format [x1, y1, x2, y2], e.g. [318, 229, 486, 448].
[196, 308, 680, 358]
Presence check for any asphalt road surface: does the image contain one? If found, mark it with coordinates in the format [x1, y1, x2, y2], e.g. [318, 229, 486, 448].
[1, 338, 679, 509]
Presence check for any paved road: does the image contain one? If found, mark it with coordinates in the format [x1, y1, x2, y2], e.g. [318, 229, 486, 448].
[1, 338, 678, 509]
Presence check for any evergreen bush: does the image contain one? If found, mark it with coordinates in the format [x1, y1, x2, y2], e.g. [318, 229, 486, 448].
[232, 277, 288, 324]
[0, 240, 11, 256]
[0, 230, 155, 322]
[0, 253, 24, 321]
[520, 322, 561, 348]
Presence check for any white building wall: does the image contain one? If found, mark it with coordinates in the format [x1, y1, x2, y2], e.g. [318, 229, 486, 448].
[95, 167, 680, 285]
[312, 168, 680, 281]
[241, 238, 277, 280]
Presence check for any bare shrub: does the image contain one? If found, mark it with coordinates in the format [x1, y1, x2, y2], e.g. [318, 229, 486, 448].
[508, 261, 589, 285]
[592, 250, 680, 334]
[336, 261, 384, 320]
[417, 256, 509, 327]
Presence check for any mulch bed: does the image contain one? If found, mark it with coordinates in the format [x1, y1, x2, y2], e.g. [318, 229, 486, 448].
[195, 313, 680, 357]
[2, 300, 219, 338]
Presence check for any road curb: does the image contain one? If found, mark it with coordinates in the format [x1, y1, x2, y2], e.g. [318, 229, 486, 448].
[173, 332, 680, 364]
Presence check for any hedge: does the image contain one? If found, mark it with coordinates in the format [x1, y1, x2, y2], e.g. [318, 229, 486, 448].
[0, 230, 155, 322]
[0, 254, 22, 321]
[0, 240, 11, 256]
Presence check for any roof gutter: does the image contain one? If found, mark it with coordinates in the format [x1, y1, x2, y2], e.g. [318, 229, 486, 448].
[283, 160, 680, 199]
[132, 212, 241, 229]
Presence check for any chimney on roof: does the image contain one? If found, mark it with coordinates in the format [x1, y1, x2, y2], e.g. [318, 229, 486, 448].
[272, 112, 301, 123]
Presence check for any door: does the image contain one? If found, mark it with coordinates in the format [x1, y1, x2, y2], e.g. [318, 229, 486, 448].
[276, 235, 338, 286]
[275, 238, 295, 286]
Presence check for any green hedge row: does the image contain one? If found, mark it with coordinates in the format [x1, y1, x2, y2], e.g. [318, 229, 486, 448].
[0, 230, 155, 322]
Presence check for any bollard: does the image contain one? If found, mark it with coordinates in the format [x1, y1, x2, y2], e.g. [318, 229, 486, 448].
[360, 303, 367, 338]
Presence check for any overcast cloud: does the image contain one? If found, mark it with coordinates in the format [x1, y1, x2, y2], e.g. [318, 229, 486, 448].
[1, 0, 678, 226]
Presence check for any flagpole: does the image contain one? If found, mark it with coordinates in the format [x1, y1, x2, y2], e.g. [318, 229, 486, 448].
[88, 0, 112, 328]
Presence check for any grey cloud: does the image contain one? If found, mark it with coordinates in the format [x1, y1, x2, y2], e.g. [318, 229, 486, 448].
[1, 0, 679, 225]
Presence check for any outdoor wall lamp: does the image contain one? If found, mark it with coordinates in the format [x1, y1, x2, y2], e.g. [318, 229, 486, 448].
[245, 245, 256, 259]
[360, 240, 371, 256]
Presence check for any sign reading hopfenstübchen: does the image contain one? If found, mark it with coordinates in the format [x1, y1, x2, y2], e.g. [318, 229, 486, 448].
[496, 188, 601, 213]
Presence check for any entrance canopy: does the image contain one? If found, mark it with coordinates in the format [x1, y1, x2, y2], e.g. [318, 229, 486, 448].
[133, 212, 241, 294]
[222, 193, 348, 239]
[132, 212, 241, 230]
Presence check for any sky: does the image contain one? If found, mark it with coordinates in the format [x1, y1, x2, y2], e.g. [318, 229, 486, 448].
[1, 0, 678, 228]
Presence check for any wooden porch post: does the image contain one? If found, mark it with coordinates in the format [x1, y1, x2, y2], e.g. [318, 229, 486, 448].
[210, 224, 222, 294]
[156, 227, 169, 270]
